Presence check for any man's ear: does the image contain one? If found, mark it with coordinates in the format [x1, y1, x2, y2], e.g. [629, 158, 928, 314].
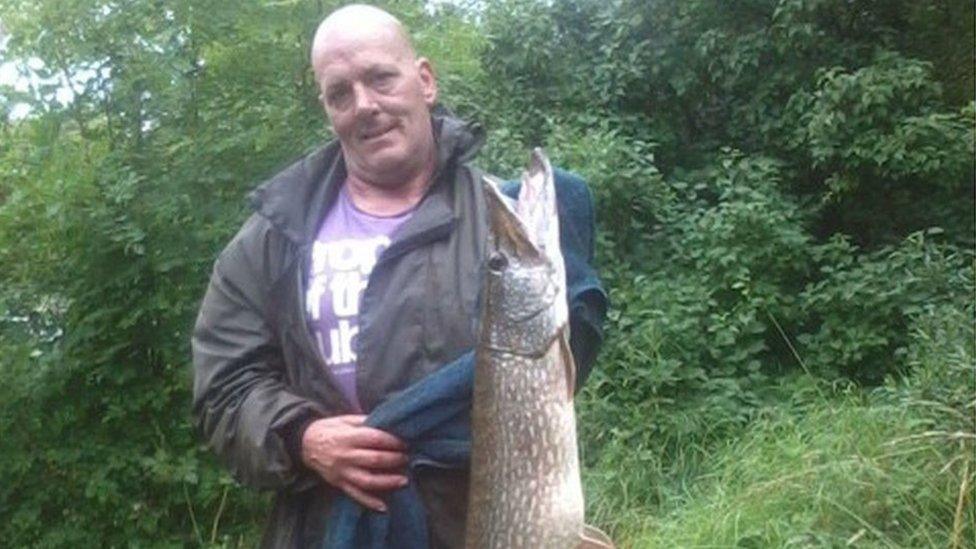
[416, 57, 438, 107]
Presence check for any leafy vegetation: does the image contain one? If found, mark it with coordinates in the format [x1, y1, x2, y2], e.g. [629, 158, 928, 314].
[580, 303, 974, 547]
[0, 0, 972, 546]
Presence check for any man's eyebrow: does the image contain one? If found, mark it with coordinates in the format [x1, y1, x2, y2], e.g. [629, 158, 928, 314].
[365, 63, 399, 74]
[319, 63, 401, 93]
[323, 81, 349, 94]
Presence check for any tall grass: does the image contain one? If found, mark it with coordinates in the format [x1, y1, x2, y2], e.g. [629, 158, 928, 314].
[580, 305, 974, 548]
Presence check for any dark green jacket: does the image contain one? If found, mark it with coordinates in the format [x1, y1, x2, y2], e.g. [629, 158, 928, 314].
[192, 115, 604, 548]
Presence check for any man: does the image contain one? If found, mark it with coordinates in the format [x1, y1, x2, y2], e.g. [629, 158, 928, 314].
[192, 4, 605, 548]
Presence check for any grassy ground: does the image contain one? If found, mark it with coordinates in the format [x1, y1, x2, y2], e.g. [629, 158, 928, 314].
[582, 308, 974, 548]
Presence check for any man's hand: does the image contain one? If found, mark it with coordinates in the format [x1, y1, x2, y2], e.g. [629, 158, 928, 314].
[301, 415, 409, 512]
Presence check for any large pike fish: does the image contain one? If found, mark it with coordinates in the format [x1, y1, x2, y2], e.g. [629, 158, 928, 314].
[465, 150, 614, 549]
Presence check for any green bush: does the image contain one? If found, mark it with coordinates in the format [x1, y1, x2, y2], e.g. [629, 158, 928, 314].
[800, 230, 974, 383]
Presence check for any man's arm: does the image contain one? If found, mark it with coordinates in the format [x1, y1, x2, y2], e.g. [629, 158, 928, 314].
[192, 224, 411, 506]
[192, 239, 323, 491]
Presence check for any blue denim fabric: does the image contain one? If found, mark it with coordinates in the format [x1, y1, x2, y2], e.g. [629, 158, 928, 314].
[321, 169, 607, 549]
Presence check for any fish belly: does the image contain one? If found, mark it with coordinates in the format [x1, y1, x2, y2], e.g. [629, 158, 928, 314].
[466, 339, 584, 549]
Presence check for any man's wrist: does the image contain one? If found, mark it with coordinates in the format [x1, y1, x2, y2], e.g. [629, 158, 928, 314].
[283, 412, 322, 466]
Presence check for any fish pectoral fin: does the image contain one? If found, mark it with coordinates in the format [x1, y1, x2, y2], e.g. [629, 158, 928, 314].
[559, 333, 576, 401]
[577, 524, 615, 549]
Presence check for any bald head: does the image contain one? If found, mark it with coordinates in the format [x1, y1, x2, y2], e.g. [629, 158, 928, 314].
[307, 4, 439, 195]
[311, 4, 417, 78]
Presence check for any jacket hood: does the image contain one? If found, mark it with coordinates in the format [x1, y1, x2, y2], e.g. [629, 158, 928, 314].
[248, 111, 485, 245]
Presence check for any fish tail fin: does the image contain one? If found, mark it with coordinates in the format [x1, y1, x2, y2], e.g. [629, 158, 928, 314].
[577, 524, 615, 549]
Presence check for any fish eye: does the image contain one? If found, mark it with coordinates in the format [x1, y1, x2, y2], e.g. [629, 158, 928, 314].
[487, 252, 508, 272]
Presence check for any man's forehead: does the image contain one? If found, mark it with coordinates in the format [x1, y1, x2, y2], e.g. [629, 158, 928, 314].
[315, 39, 410, 78]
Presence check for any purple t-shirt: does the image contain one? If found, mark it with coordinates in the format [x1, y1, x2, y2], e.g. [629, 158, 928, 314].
[305, 184, 414, 412]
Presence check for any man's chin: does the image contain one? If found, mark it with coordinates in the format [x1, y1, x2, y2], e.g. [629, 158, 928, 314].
[353, 155, 420, 188]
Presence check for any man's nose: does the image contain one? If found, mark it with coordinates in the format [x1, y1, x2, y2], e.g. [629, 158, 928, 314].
[351, 83, 380, 115]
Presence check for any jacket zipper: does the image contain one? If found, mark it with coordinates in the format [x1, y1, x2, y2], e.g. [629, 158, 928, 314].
[354, 217, 457, 411]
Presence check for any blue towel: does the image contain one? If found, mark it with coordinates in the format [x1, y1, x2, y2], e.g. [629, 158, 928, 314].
[321, 169, 607, 549]
[322, 351, 475, 549]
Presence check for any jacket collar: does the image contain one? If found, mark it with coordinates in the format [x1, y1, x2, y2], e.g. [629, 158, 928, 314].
[248, 111, 485, 246]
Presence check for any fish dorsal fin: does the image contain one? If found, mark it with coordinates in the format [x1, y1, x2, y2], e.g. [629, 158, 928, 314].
[577, 524, 615, 549]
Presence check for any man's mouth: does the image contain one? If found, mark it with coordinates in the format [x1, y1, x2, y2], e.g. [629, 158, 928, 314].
[360, 125, 396, 141]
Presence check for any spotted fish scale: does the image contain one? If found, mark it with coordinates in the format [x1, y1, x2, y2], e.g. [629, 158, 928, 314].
[465, 150, 614, 549]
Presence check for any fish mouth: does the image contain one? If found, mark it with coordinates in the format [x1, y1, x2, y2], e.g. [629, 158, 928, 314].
[481, 149, 562, 262]
[481, 175, 545, 260]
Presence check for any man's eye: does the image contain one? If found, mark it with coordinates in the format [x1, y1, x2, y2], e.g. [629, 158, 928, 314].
[373, 72, 396, 88]
[326, 89, 349, 106]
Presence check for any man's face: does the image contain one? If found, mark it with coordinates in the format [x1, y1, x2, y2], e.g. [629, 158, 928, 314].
[313, 28, 437, 187]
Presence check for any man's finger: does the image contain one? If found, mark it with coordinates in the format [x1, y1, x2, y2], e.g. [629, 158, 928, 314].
[333, 414, 367, 426]
[345, 468, 409, 492]
[342, 483, 388, 513]
[347, 448, 409, 470]
[346, 426, 407, 451]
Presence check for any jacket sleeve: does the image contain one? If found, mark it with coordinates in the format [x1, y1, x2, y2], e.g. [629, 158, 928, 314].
[191, 226, 323, 491]
[556, 168, 608, 390]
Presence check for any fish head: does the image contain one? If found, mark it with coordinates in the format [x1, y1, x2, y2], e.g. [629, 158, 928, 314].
[480, 148, 568, 356]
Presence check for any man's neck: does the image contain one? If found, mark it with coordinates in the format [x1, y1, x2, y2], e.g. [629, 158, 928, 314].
[344, 161, 436, 217]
